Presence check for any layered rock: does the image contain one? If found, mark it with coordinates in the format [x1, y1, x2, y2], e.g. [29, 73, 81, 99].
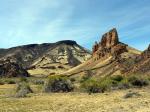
[0, 59, 29, 77]
[92, 28, 127, 61]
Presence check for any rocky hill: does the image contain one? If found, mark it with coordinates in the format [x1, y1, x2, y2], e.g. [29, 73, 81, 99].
[64, 28, 141, 77]
[0, 40, 91, 76]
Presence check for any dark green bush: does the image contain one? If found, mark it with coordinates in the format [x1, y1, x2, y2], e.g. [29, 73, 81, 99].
[43, 76, 74, 93]
[111, 75, 124, 82]
[15, 82, 33, 98]
[128, 76, 149, 87]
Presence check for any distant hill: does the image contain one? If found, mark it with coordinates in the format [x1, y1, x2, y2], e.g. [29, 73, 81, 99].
[0, 40, 91, 76]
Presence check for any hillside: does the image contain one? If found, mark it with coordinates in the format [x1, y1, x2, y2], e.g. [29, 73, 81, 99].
[64, 28, 142, 77]
[0, 40, 91, 76]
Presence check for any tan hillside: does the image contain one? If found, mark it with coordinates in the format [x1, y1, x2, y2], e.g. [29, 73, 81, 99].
[28, 41, 91, 76]
[0, 40, 91, 77]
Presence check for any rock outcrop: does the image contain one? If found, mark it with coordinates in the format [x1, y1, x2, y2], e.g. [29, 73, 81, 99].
[92, 28, 127, 61]
[0, 59, 29, 77]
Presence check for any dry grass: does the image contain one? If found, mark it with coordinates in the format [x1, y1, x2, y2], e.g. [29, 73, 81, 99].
[0, 84, 150, 112]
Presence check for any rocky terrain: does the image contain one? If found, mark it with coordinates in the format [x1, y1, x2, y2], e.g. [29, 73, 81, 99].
[0, 28, 150, 77]
[64, 28, 142, 77]
[0, 40, 91, 76]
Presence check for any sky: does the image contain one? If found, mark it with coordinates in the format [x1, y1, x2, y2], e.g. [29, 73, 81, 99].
[0, 0, 150, 51]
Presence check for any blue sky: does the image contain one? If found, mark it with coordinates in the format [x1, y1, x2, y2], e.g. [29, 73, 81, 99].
[0, 0, 150, 51]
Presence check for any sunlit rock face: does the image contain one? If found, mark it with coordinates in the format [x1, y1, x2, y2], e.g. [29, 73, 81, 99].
[92, 28, 127, 61]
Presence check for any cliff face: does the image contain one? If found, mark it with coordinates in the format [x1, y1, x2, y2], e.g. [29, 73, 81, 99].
[92, 28, 127, 61]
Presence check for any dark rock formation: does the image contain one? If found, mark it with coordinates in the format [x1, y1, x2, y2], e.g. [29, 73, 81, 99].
[0, 59, 29, 77]
[92, 28, 127, 61]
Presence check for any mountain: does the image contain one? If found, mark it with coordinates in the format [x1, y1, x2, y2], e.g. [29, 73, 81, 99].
[0, 40, 91, 76]
[64, 28, 141, 77]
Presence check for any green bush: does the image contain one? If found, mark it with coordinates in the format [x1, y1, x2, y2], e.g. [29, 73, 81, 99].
[80, 75, 92, 83]
[19, 77, 28, 82]
[0, 78, 17, 84]
[81, 78, 112, 94]
[111, 75, 124, 82]
[6, 80, 16, 84]
[117, 78, 130, 89]
[43, 76, 74, 93]
[15, 82, 33, 98]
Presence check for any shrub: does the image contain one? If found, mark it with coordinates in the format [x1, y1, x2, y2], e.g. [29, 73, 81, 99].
[70, 78, 76, 82]
[81, 79, 100, 93]
[81, 78, 112, 94]
[0, 81, 4, 85]
[111, 75, 124, 82]
[6, 80, 16, 84]
[15, 82, 33, 98]
[19, 77, 28, 82]
[43, 76, 74, 93]
[28, 78, 45, 85]
[117, 78, 130, 89]
[128, 76, 149, 87]
[33, 80, 45, 85]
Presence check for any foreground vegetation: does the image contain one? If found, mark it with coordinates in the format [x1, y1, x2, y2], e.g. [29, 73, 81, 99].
[0, 75, 150, 111]
[0, 84, 150, 112]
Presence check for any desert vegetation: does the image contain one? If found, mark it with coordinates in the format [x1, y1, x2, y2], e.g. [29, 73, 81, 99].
[43, 76, 74, 93]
